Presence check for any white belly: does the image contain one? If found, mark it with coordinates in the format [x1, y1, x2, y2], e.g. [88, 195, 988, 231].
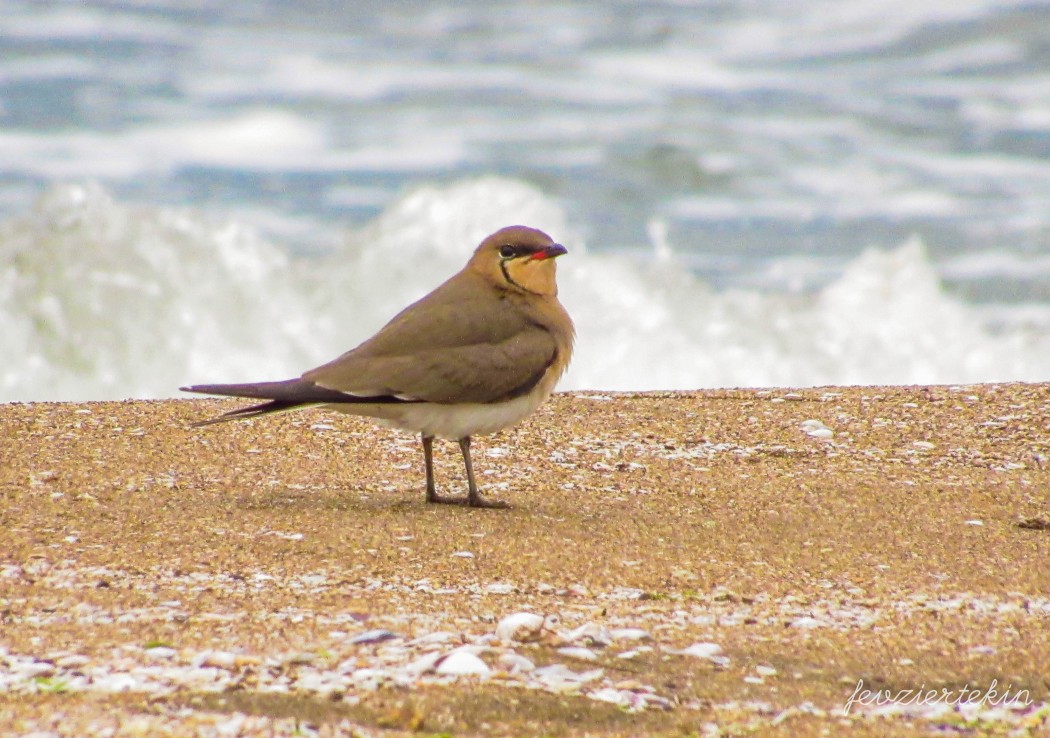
[326, 391, 547, 440]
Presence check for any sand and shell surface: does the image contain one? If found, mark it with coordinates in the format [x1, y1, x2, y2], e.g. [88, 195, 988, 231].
[2, 385, 1048, 736]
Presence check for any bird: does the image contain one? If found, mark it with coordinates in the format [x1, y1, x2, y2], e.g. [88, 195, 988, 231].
[181, 225, 574, 509]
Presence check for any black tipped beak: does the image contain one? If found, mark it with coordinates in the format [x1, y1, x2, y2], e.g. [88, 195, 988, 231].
[533, 243, 568, 260]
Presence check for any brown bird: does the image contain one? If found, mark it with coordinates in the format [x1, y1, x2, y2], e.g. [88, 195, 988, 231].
[182, 225, 574, 508]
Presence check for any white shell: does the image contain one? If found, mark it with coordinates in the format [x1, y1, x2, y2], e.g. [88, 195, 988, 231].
[790, 616, 823, 629]
[563, 622, 611, 647]
[349, 629, 399, 645]
[435, 650, 490, 676]
[495, 612, 544, 642]
[557, 646, 598, 661]
[590, 687, 632, 707]
[498, 652, 535, 673]
[407, 651, 445, 675]
[55, 654, 90, 669]
[192, 650, 237, 669]
[16, 661, 55, 679]
[800, 419, 834, 438]
[678, 642, 723, 660]
[409, 631, 457, 645]
[610, 627, 651, 641]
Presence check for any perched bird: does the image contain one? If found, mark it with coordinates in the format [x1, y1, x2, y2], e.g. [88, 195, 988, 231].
[182, 225, 574, 508]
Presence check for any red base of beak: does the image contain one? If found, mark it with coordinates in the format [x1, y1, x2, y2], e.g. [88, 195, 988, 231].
[532, 244, 568, 260]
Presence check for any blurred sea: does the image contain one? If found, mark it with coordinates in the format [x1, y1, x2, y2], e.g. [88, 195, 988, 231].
[2, 0, 1049, 400]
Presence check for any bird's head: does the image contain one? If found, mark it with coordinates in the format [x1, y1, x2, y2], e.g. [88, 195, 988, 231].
[470, 225, 567, 297]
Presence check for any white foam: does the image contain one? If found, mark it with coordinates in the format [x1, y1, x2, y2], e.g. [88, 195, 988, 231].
[186, 54, 528, 102]
[0, 183, 315, 401]
[561, 235, 1050, 390]
[0, 55, 99, 82]
[1, 178, 1048, 402]
[3, 6, 182, 43]
[0, 110, 466, 180]
[713, 0, 1031, 60]
[942, 250, 1050, 281]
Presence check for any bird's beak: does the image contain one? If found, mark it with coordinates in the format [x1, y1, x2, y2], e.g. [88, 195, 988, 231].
[531, 243, 568, 260]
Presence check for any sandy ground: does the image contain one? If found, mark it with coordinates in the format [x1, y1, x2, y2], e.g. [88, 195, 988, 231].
[1, 384, 1049, 737]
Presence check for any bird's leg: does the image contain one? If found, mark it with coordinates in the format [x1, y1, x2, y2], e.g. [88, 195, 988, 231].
[459, 436, 509, 509]
[422, 433, 466, 505]
[422, 434, 446, 503]
[421, 434, 508, 508]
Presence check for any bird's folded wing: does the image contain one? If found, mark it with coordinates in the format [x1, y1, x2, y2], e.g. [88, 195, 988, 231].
[302, 279, 560, 404]
[304, 327, 557, 404]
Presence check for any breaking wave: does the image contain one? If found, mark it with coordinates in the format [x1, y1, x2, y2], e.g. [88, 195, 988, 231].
[1, 178, 1047, 401]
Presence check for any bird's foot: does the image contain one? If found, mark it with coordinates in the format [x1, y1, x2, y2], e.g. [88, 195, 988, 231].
[426, 491, 465, 505]
[467, 493, 510, 509]
[426, 490, 510, 509]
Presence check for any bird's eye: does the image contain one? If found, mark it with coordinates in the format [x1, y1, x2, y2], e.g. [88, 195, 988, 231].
[499, 244, 517, 258]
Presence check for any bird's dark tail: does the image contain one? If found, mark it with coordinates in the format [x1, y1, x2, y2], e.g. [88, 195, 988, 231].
[180, 379, 362, 427]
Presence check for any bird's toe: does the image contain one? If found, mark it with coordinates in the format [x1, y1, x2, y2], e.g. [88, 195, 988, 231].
[426, 491, 469, 506]
[467, 494, 511, 509]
